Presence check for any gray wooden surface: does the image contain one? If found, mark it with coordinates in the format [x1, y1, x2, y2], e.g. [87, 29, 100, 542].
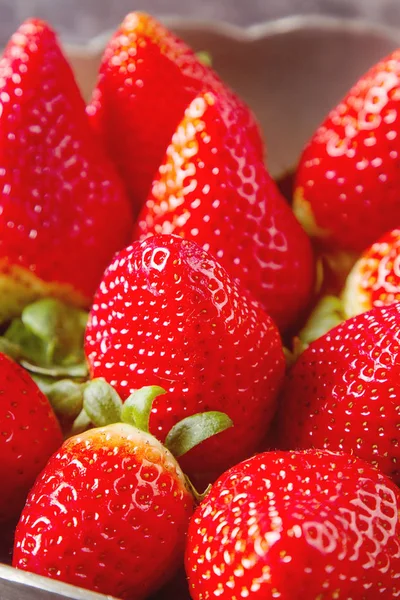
[0, 0, 399, 45]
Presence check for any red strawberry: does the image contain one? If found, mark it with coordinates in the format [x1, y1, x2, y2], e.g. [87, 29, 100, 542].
[0, 352, 63, 523]
[88, 12, 263, 214]
[294, 48, 400, 255]
[13, 418, 194, 598]
[84, 234, 285, 486]
[277, 302, 400, 483]
[0, 19, 133, 323]
[342, 228, 400, 317]
[186, 449, 400, 599]
[134, 91, 315, 332]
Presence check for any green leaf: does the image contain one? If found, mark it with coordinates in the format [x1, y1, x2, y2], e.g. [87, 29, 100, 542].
[0, 337, 23, 361]
[2, 298, 89, 378]
[21, 360, 88, 379]
[83, 379, 123, 427]
[121, 386, 166, 433]
[165, 411, 233, 458]
[5, 319, 51, 365]
[47, 380, 84, 420]
[70, 407, 93, 435]
[30, 374, 56, 395]
[21, 298, 88, 366]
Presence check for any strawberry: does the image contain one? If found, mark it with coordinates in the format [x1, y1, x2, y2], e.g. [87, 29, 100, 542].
[84, 234, 285, 487]
[0, 352, 63, 523]
[12, 383, 231, 599]
[88, 12, 263, 215]
[0, 19, 133, 323]
[342, 228, 400, 317]
[186, 449, 400, 599]
[134, 91, 315, 332]
[277, 302, 400, 483]
[294, 48, 400, 255]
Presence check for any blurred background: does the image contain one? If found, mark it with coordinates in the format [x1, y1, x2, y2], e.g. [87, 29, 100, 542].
[0, 0, 399, 45]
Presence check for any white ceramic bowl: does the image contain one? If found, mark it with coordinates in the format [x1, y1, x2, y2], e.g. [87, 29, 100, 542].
[2, 14, 400, 600]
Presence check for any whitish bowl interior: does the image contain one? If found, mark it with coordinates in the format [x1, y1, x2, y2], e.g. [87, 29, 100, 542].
[67, 15, 400, 178]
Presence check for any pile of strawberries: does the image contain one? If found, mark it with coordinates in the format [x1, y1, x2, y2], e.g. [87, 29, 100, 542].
[0, 12, 399, 600]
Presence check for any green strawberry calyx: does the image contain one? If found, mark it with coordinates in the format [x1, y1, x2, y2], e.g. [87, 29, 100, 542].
[0, 297, 88, 379]
[0, 297, 90, 432]
[83, 379, 233, 502]
[83, 379, 233, 456]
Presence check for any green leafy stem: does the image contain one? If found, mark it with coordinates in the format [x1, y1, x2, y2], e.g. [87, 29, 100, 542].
[0, 298, 89, 430]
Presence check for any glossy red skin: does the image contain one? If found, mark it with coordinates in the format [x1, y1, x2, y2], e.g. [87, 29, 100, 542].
[13, 423, 194, 599]
[0, 19, 132, 300]
[277, 302, 400, 483]
[85, 234, 285, 486]
[134, 92, 315, 332]
[344, 228, 400, 315]
[295, 48, 400, 253]
[0, 352, 63, 523]
[88, 12, 263, 215]
[186, 449, 400, 599]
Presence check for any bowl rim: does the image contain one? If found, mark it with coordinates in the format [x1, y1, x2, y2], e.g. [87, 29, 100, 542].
[64, 13, 400, 56]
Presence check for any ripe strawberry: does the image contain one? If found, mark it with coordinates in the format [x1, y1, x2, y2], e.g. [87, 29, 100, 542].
[0, 19, 133, 323]
[294, 48, 400, 254]
[13, 425, 194, 598]
[186, 449, 400, 599]
[342, 228, 400, 317]
[0, 352, 63, 523]
[84, 234, 285, 486]
[134, 91, 315, 332]
[88, 12, 263, 214]
[277, 302, 400, 483]
[12, 381, 231, 599]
